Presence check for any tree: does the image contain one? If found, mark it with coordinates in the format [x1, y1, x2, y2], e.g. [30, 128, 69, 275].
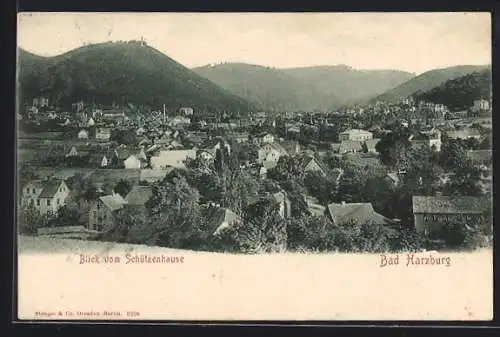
[222, 170, 260, 216]
[147, 175, 210, 250]
[223, 197, 288, 253]
[443, 160, 483, 197]
[304, 171, 337, 205]
[439, 139, 467, 171]
[114, 179, 132, 198]
[18, 204, 39, 235]
[19, 163, 39, 188]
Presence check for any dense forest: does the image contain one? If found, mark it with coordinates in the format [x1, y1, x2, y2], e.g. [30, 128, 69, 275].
[373, 65, 489, 103]
[17, 42, 255, 114]
[412, 68, 492, 111]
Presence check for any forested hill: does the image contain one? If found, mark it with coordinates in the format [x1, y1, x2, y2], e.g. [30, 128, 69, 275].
[373, 65, 489, 103]
[194, 63, 414, 111]
[412, 68, 492, 111]
[17, 42, 255, 114]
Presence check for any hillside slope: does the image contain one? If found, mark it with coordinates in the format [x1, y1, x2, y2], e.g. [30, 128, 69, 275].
[373, 65, 489, 103]
[282, 65, 415, 107]
[194, 63, 414, 111]
[17, 42, 255, 114]
[413, 68, 492, 110]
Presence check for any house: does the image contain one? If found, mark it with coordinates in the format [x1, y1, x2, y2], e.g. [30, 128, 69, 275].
[21, 179, 70, 215]
[78, 129, 89, 139]
[331, 143, 341, 153]
[140, 168, 171, 183]
[125, 185, 153, 210]
[365, 138, 381, 153]
[231, 133, 249, 144]
[445, 128, 482, 140]
[325, 202, 392, 226]
[209, 207, 242, 236]
[258, 143, 288, 163]
[179, 107, 194, 115]
[136, 127, 146, 136]
[87, 117, 95, 127]
[124, 155, 143, 169]
[339, 140, 363, 154]
[339, 129, 373, 142]
[150, 149, 197, 169]
[472, 98, 490, 112]
[88, 153, 111, 168]
[297, 155, 328, 176]
[197, 149, 216, 162]
[253, 133, 275, 145]
[409, 129, 442, 152]
[87, 193, 127, 232]
[467, 150, 492, 166]
[168, 116, 191, 126]
[412, 195, 490, 236]
[32, 97, 49, 108]
[96, 128, 111, 141]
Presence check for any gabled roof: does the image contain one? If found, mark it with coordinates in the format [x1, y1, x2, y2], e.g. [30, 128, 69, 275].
[125, 185, 153, 206]
[27, 179, 66, 198]
[327, 202, 391, 226]
[209, 207, 242, 236]
[365, 138, 381, 151]
[140, 168, 172, 182]
[339, 140, 363, 153]
[467, 150, 492, 162]
[412, 196, 489, 214]
[99, 194, 127, 211]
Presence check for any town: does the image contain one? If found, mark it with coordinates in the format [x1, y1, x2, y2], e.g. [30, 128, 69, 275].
[17, 89, 493, 254]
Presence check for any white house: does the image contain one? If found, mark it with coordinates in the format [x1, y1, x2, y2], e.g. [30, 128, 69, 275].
[21, 179, 71, 215]
[339, 129, 373, 142]
[78, 129, 89, 139]
[96, 128, 111, 141]
[150, 149, 197, 169]
[258, 143, 287, 163]
[124, 155, 142, 169]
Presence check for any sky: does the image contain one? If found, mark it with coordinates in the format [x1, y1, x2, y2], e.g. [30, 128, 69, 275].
[17, 12, 491, 74]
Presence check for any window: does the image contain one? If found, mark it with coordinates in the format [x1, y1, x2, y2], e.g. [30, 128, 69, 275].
[36, 199, 40, 206]
[32, 188, 35, 194]
[57, 199, 60, 205]
[26, 188, 29, 194]
[47, 200, 51, 206]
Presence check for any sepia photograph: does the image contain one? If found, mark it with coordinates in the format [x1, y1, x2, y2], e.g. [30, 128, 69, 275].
[16, 12, 493, 321]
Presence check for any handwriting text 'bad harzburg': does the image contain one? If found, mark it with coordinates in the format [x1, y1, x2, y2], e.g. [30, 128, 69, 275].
[380, 253, 452, 267]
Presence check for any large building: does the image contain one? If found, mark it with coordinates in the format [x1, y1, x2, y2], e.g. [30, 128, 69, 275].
[339, 129, 373, 142]
[21, 179, 70, 215]
[412, 195, 490, 236]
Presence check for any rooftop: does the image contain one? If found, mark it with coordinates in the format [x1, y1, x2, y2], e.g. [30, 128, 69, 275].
[412, 196, 490, 214]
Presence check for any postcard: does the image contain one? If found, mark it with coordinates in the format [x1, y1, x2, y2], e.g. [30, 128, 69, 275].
[16, 12, 493, 321]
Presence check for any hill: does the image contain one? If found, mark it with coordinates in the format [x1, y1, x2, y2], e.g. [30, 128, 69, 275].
[412, 68, 492, 111]
[193, 63, 316, 112]
[17, 42, 255, 114]
[373, 65, 489, 103]
[282, 65, 415, 107]
[194, 63, 414, 111]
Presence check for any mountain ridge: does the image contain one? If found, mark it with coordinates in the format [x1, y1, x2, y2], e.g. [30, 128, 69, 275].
[17, 42, 256, 114]
[193, 62, 415, 111]
[372, 64, 490, 103]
